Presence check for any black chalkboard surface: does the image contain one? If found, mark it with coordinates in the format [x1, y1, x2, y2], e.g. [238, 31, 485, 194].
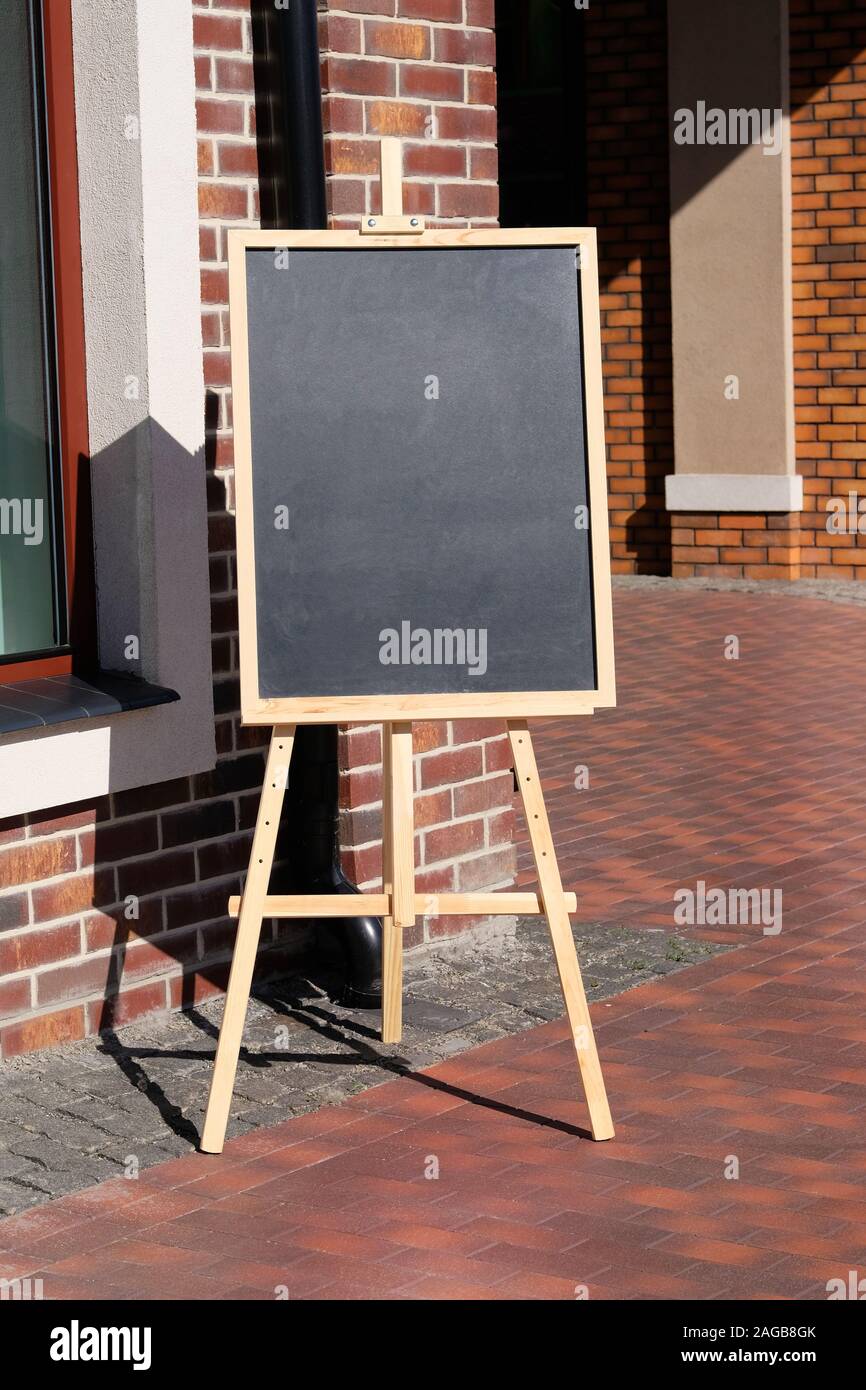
[230, 229, 614, 723]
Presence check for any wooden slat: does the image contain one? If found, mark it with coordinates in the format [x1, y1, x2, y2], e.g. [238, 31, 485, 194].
[235, 226, 609, 250]
[228, 894, 389, 918]
[416, 891, 577, 915]
[381, 722, 402, 1043]
[243, 692, 599, 726]
[200, 725, 295, 1154]
[359, 214, 425, 236]
[380, 136, 403, 216]
[510, 720, 614, 1142]
[390, 722, 415, 929]
[227, 891, 578, 918]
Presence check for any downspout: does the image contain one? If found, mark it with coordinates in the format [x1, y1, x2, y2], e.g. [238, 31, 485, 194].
[251, 0, 382, 1005]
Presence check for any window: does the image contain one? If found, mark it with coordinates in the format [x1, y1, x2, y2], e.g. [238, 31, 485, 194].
[0, 0, 93, 680]
[495, 0, 587, 228]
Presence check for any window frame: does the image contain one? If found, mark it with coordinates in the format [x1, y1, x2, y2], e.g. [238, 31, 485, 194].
[0, 0, 95, 681]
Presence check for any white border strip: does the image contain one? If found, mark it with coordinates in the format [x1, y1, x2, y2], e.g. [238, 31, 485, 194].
[665, 473, 803, 513]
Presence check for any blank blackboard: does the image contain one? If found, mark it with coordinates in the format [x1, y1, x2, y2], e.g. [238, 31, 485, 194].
[230, 230, 614, 723]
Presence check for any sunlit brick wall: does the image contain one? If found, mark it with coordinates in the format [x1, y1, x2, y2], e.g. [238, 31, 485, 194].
[670, 0, 866, 580]
[790, 0, 866, 579]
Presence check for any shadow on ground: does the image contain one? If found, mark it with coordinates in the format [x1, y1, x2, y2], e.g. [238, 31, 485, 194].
[0, 920, 726, 1216]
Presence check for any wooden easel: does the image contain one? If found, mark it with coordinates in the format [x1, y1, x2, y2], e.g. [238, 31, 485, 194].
[199, 142, 614, 1153]
[200, 720, 613, 1152]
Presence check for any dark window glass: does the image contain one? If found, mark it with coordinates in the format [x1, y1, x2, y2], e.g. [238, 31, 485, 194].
[496, 0, 587, 228]
[0, 0, 65, 660]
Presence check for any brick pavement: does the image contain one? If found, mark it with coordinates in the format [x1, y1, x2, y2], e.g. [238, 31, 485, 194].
[0, 917, 862, 1301]
[0, 581, 863, 1299]
[0, 919, 717, 1216]
[521, 583, 866, 946]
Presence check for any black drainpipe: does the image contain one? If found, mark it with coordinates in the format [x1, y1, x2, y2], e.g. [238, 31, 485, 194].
[251, 0, 382, 1006]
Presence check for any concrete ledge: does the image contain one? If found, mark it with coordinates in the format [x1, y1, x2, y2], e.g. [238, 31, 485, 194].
[665, 473, 803, 513]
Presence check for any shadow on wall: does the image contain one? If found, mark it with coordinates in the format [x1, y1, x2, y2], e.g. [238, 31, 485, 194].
[595, 1, 866, 576]
[496, 0, 674, 576]
[0, 413, 319, 1058]
[89, 405, 308, 1035]
[499, 0, 865, 577]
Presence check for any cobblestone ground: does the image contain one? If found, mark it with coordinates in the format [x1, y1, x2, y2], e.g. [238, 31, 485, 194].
[614, 572, 866, 605]
[0, 920, 724, 1216]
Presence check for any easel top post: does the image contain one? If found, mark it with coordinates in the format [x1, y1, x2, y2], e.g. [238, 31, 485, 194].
[380, 136, 403, 217]
[360, 137, 425, 235]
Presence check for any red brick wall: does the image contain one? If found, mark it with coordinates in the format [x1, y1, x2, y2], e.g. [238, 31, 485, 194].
[0, 2, 267, 1059]
[791, 0, 866, 579]
[0, 0, 514, 1059]
[671, 514, 802, 581]
[585, 0, 673, 578]
[318, 0, 516, 945]
[669, 0, 866, 580]
[582, 0, 807, 582]
[319, 0, 498, 227]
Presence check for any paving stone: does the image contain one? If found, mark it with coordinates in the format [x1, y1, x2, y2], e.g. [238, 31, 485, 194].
[614, 573, 866, 606]
[401, 1000, 484, 1033]
[0, 917, 727, 1217]
[0, 1154, 32, 1181]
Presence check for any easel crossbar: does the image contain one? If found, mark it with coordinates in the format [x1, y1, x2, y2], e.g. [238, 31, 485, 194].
[227, 891, 578, 919]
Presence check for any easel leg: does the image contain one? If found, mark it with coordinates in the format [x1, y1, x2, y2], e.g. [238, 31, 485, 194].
[381, 721, 414, 1044]
[509, 720, 614, 1141]
[200, 725, 295, 1153]
[380, 722, 400, 1043]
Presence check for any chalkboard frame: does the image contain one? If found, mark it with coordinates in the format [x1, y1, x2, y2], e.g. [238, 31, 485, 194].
[228, 226, 615, 724]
